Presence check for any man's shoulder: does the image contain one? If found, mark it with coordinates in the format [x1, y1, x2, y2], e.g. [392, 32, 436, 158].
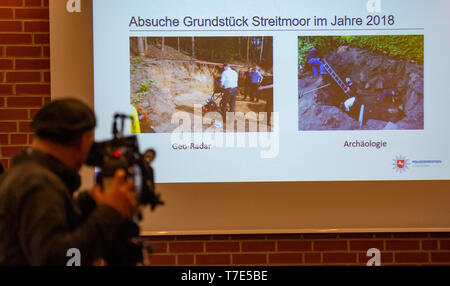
[0, 162, 65, 196]
[0, 162, 70, 218]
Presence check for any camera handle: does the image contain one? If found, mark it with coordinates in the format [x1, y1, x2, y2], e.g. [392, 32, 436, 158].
[113, 113, 132, 139]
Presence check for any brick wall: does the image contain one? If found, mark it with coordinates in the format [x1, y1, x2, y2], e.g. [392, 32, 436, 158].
[144, 233, 450, 266]
[0, 0, 50, 169]
[1, 1, 450, 267]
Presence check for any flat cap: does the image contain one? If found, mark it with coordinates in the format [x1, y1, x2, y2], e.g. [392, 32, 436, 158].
[31, 98, 96, 142]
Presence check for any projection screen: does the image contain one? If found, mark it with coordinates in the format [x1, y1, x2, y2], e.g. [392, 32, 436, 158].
[50, 0, 450, 235]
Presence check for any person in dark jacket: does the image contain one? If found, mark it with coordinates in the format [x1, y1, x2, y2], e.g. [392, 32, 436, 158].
[307, 47, 326, 77]
[244, 67, 253, 100]
[0, 98, 136, 266]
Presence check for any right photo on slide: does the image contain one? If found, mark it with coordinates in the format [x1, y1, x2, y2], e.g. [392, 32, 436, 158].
[298, 35, 424, 131]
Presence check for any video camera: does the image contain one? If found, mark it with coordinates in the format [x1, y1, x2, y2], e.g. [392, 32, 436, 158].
[86, 113, 164, 265]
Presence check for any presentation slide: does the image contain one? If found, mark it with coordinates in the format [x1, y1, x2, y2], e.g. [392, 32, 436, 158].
[92, 0, 450, 183]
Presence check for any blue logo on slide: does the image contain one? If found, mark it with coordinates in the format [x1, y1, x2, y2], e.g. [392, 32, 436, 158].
[393, 155, 410, 173]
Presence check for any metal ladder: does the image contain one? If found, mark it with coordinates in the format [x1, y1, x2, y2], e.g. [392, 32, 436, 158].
[323, 59, 351, 97]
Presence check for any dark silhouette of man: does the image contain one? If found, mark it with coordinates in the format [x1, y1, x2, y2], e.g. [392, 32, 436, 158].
[0, 99, 136, 266]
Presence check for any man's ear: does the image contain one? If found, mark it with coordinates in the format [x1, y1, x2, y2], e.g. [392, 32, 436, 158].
[78, 130, 93, 151]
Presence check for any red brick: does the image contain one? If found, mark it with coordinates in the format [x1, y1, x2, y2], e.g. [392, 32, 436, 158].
[212, 235, 229, 240]
[232, 254, 267, 265]
[27, 133, 33, 144]
[34, 33, 49, 44]
[303, 234, 338, 239]
[1, 159, 9, 169]
[177, 255, 194, 265]
[0, 59, 13, 69]
[430, 233, 450, 238]
[277, 241, 312, 251]
[43, 72, 50, 82]
[422, 240, 438, 250]
[196, 254, 230, 265]
[18, 121, 30, 132]
[230, 234, 266, 240]
[267, 234, 302, 240]
[169, 242, 203, 253]
[0, 8, 13, 19]
[150, 243, 167, 253]
[431, 252, 450, 263]
[339, 233, 374, 239]
[380, 253, 394, 264]
[0, 134, 8, 144]
[304, 253, 321, 264]
[43, 46, 49, 57]
[6, 46, 41, 57]
[15, 8, 48, 19]
[358, 252, 393, 264]
[43, 0, 48, 7]
[1, 146, 23, 157]
[176, 235, 211, 241]
[269, 253, 302, 265]
[0, 85, 13, 95]
[0, 97, 4, 106]
[10, 134, 27, 144]
[15, 59, 49, 70]
[395, 252, 429, 263]
[142, 236, 176, 241]
[0, 109, 28, 120]
[0, 122, 16, 132]
[16, 84, 50, 95]
[374, 233, 393, 238]
[7, 72, 41, 83]
[349, 240, 384, 251]
[386, 240, 420, 251]
[0, 0, 23, 6]
[29, 108, 39, 119]
[241, 241, 275, 252]
[314, 241, 348, 251]
[148, 255, 175, 266]
[393, 233, 429, 238]
[440, 240, 450, 250]
[323, 253, 357, 264]
[24, 21, 49, 32]
[0, 34, 32, 44]
[205, 242, 239, 252]
[43, 95, 50, 104]
[7, 97, 42, 107]
[25, 0, 41, 6]
[0, 21, 21, 32]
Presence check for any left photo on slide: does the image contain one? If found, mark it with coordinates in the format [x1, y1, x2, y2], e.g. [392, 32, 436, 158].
[130, 36, 273, 133]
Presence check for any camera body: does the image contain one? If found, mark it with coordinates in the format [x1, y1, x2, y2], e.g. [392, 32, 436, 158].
[87, 135, 162, 211]
[86, 114, 163, 265]
[86, 114, 163, 211]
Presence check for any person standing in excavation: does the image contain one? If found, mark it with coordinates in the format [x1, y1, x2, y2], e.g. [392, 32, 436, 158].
[220, 63, 239, 114]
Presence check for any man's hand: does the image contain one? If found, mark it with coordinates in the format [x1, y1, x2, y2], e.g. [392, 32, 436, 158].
[89, 169, 137, 217]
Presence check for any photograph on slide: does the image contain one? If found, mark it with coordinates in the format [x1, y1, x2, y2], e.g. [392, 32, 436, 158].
[298, 35, 424, 131]
[130, 36, 274, 133]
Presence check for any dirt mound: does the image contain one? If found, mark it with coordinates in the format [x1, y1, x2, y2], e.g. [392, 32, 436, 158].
[131, 59, 216, 132]
[299, 46, 424, 130]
